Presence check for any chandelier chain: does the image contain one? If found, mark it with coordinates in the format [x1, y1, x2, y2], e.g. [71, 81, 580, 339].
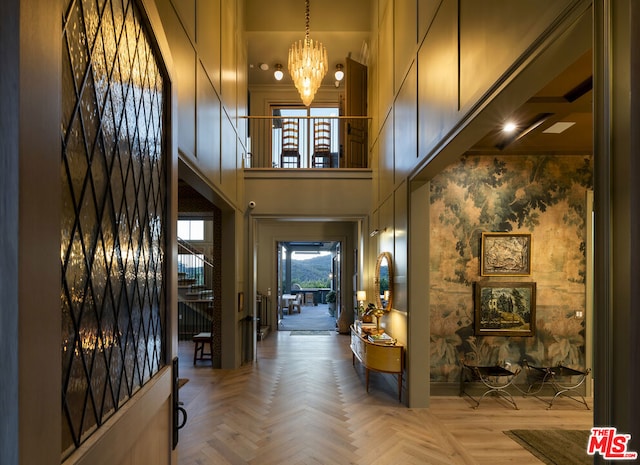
[305, 0, 310, 42]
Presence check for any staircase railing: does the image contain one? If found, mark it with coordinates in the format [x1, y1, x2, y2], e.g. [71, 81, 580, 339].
[178, 238, 215, 340]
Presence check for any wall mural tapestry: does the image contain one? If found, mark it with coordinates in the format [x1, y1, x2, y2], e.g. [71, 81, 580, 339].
[429, 155, 592, 382]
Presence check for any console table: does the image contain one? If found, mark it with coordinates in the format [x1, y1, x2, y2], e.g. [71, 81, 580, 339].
[350, 325, 404, 402]
[521, 360, 591, 409]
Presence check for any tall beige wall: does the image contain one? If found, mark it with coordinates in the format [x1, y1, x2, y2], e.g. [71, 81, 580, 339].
[156, 0, 247, 202]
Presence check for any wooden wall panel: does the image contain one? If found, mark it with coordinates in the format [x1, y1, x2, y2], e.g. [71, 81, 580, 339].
[378, 196, 394, 260]
[196, 65, 222, 182]
[378, 113, 395, 203]
[221, 115, 238, 194]
[244, 172, 371, 218]
[157, 0, 197, 158]
[393, 181, 407, 312]
[458, 0, 573, 109]
[417, 0, 457, 159]
[18, 0, 61, 462]
[128, 401, 171, 465]
[197, 0, 221, 92]
[65, 370, 172, 465]
[394, 61, 418, 182]
[170, 0, 195, 42]
[221, 0, 238, 118]
[394, 0, 418, 95]
[418, 0, 441, 44]
[158, 0, 244, 210]
[377, 0, 394, 119]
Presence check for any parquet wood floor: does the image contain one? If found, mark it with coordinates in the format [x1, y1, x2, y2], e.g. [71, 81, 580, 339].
[177, 331, 593, 465]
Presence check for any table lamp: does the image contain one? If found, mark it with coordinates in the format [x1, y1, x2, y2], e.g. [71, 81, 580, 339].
[356, 290, 366, 313]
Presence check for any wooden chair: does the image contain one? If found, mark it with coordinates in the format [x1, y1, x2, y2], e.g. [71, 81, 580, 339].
[280, 119, 300, 168]
[304, 292, 315, 306]
[290, 293, 303, 314]
[280, 296, 290, 315]
[192, 330, 213, 365]
[312, 120, 331, 168]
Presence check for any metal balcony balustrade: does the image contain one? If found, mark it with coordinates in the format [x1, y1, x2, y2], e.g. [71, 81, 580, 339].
[243, 116, 370, 169]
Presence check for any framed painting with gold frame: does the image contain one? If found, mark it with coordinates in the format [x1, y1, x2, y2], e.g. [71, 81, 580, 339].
[481, 232, 532, 276]
[474, 281, 536, 336]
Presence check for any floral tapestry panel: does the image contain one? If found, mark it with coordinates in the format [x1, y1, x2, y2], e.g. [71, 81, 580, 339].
[429, 155, 592, 382]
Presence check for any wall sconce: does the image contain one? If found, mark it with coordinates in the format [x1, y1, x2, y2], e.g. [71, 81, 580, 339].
[369, 227, 386, 237]
[273, 63, 284, 81]
[334, 64, 344, 87]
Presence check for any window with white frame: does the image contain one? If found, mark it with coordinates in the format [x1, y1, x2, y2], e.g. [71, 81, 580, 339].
[178, 219, 204, 241]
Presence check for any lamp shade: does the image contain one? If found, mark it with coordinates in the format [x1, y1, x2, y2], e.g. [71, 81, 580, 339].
[356, 290, 366, 302]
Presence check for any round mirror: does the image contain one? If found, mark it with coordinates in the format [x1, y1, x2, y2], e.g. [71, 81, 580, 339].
[375, 252, 393, 310]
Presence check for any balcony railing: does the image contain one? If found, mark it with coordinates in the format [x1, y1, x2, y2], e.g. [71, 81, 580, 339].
[243, 116, 370, 169]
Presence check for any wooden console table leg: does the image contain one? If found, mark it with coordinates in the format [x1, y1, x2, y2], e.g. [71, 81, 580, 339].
[398, 374, 402, 403]
[365, 368, 370, 393]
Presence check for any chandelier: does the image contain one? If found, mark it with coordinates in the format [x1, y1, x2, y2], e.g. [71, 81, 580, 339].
[288, 0, 327, 106]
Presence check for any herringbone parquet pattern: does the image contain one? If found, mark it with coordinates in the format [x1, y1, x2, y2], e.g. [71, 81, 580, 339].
[177, 331, 592, 465]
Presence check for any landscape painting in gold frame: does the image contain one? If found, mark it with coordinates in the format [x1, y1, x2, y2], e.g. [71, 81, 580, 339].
[481, 232, 532, 276]
[474, 281, 536, 337]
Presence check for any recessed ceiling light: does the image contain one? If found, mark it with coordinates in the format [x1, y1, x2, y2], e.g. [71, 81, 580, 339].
[543, 122, 576, 134]
[259, 63, 269, 71]
[503, 122, 517, 133]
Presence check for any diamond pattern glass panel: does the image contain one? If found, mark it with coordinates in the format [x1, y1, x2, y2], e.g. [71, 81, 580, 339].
[61, 0, 167, 457]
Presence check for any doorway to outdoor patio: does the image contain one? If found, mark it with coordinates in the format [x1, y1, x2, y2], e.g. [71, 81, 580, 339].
[276, 241, 340, 331]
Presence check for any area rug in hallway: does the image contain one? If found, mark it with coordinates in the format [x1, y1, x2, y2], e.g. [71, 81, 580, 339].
[504, 429, 591, 465]
[289, 330, 333, 335]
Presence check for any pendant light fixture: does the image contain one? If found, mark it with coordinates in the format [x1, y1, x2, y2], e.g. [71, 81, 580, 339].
[288, 0, 327, 106]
